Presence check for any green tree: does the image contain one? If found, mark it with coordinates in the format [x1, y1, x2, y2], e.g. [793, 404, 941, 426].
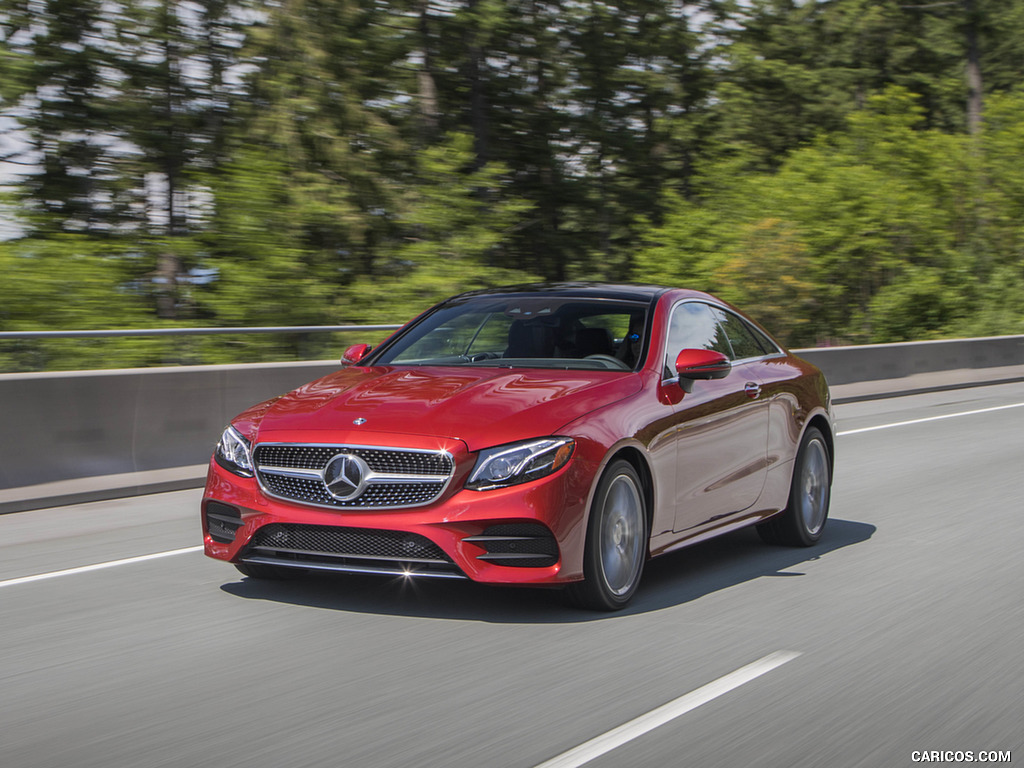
[116, 0, 249, 318]
[194, 0, 411, 326]
[636, 88, 975, 344]
[339, 133, 536, 324]
[0, 236, 162, 370]
[0, 0, 140, 233]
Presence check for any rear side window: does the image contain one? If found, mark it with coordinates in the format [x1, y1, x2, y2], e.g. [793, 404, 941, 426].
[745, 322, 781, 355]
[710, 308, 769, 360]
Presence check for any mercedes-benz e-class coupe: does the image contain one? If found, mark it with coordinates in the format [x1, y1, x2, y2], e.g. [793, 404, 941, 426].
[202, 283, 834, 610]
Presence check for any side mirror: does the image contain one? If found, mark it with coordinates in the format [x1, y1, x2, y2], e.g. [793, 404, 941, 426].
[342, 343, 372, 365]
[675, 348, 732, 380]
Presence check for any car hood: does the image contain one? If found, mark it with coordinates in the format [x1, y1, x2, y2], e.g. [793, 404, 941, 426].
[253, 365, 641, 450]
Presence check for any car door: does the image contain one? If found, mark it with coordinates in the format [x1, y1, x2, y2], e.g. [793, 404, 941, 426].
[667, 302, 770, 533]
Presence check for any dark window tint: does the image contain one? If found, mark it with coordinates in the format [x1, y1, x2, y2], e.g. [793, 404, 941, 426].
[375, 297, 648, 370]
[746, 322, 781, 355]
[710, 308, 768, 360]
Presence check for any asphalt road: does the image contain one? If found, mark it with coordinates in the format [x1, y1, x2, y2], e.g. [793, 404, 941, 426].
[2, 383, 1022, 768]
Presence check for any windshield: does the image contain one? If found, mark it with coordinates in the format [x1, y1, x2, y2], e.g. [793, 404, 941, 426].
[372, 297, 649, 371]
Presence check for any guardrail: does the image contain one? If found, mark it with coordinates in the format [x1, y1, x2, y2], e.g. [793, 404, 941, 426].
[0, 324, 406, 373]
[0, 325, 403, 339]
[1, 331, 1022, 499]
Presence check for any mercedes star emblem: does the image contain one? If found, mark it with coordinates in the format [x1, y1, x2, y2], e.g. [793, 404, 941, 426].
[322, 453, 370, 501]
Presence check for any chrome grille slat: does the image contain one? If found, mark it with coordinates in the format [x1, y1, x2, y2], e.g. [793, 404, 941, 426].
[258, 465, 322, 479]
[250, 546, 449, 564]
[241, 556, 468, 580]
[462, 535, 548, 542]
[253, 443, 454, 509]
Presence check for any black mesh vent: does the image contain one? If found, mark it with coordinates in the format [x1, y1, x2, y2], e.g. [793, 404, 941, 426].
[483, 523, 559, 541]
[470, 523, 559, 568]
[248, 523, 452, 563]
[205, 501, 243, 543]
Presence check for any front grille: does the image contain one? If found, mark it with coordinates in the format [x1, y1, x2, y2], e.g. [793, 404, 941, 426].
[240, 523, 465, 579]
[256, 445, 451, 475]
[253, 443, 454, 510]
[464, 523, 559, 568]
[257, 475, 444, 509]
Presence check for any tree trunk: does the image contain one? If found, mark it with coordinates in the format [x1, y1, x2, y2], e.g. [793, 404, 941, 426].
[417, 2, 439, 141]
[466, 0, 488, 169]
[965, 0, 983, 134]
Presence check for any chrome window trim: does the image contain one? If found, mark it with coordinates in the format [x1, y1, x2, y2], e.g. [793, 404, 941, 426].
[730, 351, 788, 365]
[253, 442, 456, 511]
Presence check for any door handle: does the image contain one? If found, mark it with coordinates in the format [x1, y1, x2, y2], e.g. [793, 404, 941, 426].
[744, 382, 761, 399]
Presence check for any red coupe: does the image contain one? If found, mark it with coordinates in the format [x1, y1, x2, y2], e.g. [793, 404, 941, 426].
[203, 283, 834, 610]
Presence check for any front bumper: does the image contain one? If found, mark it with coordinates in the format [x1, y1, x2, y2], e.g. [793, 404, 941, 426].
[201, 449, 593, 585]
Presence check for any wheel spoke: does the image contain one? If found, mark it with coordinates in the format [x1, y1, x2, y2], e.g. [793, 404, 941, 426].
[599, 474, 644, 596]
[799, 439, 829, 535]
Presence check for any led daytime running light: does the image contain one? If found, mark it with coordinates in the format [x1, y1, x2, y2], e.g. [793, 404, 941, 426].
[215, 425, 254, 477]
[467, 437, 575, 491]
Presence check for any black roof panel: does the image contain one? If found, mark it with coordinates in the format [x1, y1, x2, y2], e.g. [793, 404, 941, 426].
[445, 281, 667, 305]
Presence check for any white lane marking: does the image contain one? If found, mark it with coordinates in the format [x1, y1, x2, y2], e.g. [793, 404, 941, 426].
[0, 546, 203, 589]
[838, 401, 1024, 436]
[533, 650, 801, 768]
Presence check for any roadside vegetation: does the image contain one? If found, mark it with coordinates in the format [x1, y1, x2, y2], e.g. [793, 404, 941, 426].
[2, 0, 1024, 370]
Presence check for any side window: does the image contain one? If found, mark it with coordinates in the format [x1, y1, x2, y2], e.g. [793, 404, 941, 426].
[711, 308, 767, 360]
[746, 322, 781, 355]
[665, 302, 731, 377]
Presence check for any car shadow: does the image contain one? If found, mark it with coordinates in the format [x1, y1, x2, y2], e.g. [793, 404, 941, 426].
[218, 518, 875, 623]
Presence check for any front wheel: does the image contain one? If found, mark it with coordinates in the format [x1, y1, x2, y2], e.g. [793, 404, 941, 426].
[757, 426, 831, 547]
[566, 460, 648, 611]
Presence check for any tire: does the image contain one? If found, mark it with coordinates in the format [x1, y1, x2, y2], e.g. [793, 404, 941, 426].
[758, 426, 831, 547]
[234, 561, 303, 580]
[566, 460, 648, 611]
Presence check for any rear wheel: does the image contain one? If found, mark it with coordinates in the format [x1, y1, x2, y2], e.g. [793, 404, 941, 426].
[234, 561, 302, 580]
[566, 460, 648, 611]
[758, 426, 831, 546]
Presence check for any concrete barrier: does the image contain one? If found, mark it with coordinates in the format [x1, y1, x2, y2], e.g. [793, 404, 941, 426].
[0, 360, 338, 490]
[794, 335, 1024, 386]
[1, 335, 1022, 495]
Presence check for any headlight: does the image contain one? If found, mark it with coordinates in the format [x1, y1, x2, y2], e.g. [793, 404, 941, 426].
[214, 425, 254, 478]
[466, 437, 575, 491]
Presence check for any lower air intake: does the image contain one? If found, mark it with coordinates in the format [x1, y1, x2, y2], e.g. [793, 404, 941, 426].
[205, 501, 243, 543]
[240, 523, 466, 579]
[464, 523, 559, 568]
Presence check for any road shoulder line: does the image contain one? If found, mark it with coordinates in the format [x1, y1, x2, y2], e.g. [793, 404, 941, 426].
[0, 546, 203, 589]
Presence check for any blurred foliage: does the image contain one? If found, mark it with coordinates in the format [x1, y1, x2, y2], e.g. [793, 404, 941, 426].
[2, 0, 1024, 370]
[636, 87, 1024, 344]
